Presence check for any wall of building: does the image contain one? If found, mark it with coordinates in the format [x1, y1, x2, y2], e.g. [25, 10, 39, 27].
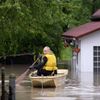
[77, 30, 100, 72]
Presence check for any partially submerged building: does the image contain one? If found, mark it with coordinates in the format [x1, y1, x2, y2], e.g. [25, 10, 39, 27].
[62, 9, 100, 72]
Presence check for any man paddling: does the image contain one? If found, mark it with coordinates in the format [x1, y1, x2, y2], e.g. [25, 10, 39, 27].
[30, 46, 58, 76]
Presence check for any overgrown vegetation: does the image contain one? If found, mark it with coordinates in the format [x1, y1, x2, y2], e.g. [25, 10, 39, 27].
[0, 0, 100, 59]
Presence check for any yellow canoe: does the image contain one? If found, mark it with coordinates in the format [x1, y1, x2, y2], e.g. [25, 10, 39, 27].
[29, 69, 68, 88]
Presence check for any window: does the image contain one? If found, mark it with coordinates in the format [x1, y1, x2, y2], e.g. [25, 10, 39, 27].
[93, 46, 100, 68]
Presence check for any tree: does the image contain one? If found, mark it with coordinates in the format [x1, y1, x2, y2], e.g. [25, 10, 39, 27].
[1, 0, 99, 58]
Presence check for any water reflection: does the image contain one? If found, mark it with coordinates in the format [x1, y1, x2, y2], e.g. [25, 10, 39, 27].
[1, 65, 100, 100]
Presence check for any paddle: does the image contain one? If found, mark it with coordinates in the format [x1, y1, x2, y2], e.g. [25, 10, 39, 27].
[16, 56, 41, 84]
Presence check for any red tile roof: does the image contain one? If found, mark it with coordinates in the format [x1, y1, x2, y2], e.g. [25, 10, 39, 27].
[62, 21, 100, 38]
[63, 9, 100, 38]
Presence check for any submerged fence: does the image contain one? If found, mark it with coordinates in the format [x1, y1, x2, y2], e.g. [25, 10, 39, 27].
[0, 67, 16, 100]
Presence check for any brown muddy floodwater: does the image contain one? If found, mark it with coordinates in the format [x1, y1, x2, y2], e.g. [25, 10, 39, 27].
[1, 65, 100, 100]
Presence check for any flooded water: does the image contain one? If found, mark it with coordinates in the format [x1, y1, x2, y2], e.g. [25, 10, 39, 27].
[1, 65, 100, 100]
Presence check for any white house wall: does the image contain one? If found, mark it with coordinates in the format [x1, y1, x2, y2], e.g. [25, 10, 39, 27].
[77, 40, 81, 71]
[78, 30, 100, 72]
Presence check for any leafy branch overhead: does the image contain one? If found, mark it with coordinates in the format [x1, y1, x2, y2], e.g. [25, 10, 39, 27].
[0, 0, 100, 57]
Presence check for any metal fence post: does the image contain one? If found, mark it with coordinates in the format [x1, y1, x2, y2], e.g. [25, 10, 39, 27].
[1, 67, 6, 100]
[8, 74, 16, 100]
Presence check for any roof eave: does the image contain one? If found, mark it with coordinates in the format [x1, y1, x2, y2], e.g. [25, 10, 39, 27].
[62, 28, 100, 39]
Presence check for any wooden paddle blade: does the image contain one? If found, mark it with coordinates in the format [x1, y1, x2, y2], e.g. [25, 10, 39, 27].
[15, 56, 40, 85]
[16, 69, 30, 84]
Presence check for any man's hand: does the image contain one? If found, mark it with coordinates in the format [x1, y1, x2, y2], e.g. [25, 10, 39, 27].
[38, 54, 42, 59]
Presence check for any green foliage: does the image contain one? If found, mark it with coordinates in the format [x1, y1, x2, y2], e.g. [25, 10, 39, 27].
[60, 42, 72, 60]
[0, 0, 100, 58]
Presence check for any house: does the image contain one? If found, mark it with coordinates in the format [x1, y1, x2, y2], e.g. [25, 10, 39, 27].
[62, 9, 100, 72]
